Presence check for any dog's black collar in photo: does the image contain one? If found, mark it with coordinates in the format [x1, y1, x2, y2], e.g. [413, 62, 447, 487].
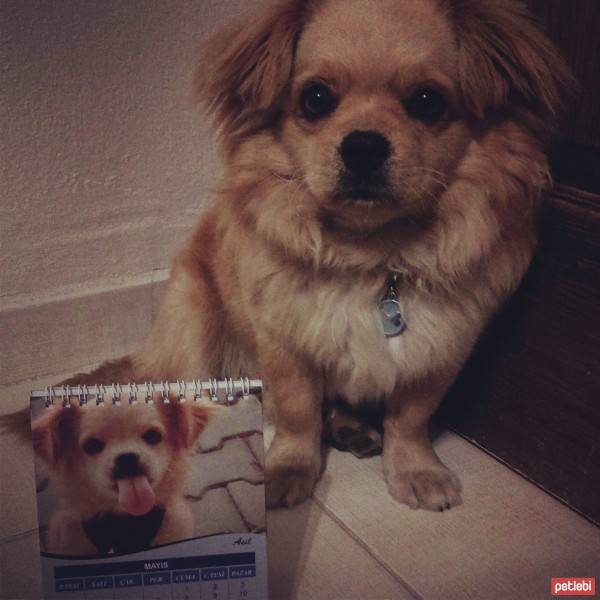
[379, 273, 406, 337]
[82, 505, 165, 555]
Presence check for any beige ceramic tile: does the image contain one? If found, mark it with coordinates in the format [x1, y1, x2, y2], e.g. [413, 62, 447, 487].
[0, 434, 39, 541]
[0, 531, 43, 600]
[313, 432, 600, 600]
[267, 498, 417, 600]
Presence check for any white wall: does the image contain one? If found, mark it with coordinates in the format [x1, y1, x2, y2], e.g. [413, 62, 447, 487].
[1, 0, 248, 383]
[1, 0, 250, 303]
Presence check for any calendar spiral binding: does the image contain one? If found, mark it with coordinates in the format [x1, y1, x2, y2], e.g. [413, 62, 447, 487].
[32, 378, 263, 409]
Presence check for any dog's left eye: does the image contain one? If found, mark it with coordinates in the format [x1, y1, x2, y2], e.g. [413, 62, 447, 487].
[82, 437, 105, 455]
[404, 88, 448, 123]
[300, 83, 337, 120]
[142, 429, 163, 445]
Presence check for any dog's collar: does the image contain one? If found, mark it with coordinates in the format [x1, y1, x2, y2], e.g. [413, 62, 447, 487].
[378, 273, 406, 337]
[82, 505, 165, 555]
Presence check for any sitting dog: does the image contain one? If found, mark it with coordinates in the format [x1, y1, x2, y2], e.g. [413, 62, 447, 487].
[32, 399, 213, 556]
[21, 0, 570, 513]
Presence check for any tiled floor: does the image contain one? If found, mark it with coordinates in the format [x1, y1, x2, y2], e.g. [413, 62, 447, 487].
[1, 369, 599, 599]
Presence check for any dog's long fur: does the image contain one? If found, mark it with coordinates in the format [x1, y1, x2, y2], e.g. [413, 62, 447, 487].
[10, 0, 571, 511]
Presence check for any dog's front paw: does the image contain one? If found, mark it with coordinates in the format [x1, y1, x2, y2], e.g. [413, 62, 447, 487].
[265, 463, 319, 508]
[385, 465, 462, 511]
[265, 438, 320, 508]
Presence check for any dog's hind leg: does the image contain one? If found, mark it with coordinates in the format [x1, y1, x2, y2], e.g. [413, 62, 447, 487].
[61, 356, 138, 385]
[322, 397, 384, 458]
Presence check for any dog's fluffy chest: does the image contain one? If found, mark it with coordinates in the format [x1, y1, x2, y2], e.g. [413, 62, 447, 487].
[252, 271, 478, 403]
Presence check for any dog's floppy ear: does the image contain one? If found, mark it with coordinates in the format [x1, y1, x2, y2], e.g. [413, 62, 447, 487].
[196, 0, 314, 143]
[443, 0, 574, 124]
[31, 405, 80, 466]
[159, 400, 216, 450]
[185, 402, 216, 448]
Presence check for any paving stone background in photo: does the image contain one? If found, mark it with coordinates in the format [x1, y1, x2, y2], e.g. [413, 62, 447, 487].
[185, 394, 266, 536]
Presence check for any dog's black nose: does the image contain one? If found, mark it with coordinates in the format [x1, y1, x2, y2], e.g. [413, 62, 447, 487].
[113, 452, 143, 479]
[340, 130, 391, 175]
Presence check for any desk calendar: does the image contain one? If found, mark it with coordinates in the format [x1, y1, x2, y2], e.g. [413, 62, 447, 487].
[29, 380, 269, 600]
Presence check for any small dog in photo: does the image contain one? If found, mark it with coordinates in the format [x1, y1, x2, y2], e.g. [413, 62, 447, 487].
[32, 399, 214, 556]
[22, 0, 571, 513]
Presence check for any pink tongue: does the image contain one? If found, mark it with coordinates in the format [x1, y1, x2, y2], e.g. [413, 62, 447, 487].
[117, 476, 155, 516]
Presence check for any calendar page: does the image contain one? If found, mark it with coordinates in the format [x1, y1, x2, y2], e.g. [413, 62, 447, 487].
[30, 380, 268, 600]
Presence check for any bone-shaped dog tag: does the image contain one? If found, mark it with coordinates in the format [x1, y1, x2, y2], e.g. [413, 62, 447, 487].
[379, 299, 406, 337]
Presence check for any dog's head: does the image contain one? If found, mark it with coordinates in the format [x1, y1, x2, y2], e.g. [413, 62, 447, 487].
[32, 400, 213, 517]
[198, 0, 571, 230]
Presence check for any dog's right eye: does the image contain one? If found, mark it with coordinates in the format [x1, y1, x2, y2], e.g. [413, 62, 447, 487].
[300, 83, 337, 120]
[82, 437, 105, 455]
[404, 87, 448, 124]
[142, 429, 163, 445]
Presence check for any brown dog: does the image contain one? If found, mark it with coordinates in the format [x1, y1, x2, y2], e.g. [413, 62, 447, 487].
[51, 0, 570, 511]
[32, 399, 213, 555]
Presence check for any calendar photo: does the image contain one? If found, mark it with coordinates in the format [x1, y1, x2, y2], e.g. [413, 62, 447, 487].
[30, 381, 269, 599]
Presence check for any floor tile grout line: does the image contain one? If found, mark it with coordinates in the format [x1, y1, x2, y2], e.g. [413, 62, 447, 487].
[311, 494, 424, 600]
[447, 427, 600, 529]
[0, 528, 39, 546]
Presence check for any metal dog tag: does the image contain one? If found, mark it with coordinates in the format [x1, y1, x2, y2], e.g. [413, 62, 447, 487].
[379, 298, 406, 337]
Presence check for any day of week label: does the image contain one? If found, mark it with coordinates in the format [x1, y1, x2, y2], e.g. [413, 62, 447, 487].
[229, 566, 256, 579]
[85, 576, 113, 590]
[115, 574, 142, 588]
[55, 579, 83, 593]
[173, 570, 200, 584]
[202, 568, 227, 581]
[143, 572, 172, 586]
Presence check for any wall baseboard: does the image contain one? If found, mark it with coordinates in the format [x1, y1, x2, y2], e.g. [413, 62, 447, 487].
[0, 277, 167, 387]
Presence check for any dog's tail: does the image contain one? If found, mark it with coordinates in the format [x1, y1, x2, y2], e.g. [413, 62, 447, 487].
[0, 356, 137, 441]
[60, 356, 137, 386]
[0, 409, 33, 441]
